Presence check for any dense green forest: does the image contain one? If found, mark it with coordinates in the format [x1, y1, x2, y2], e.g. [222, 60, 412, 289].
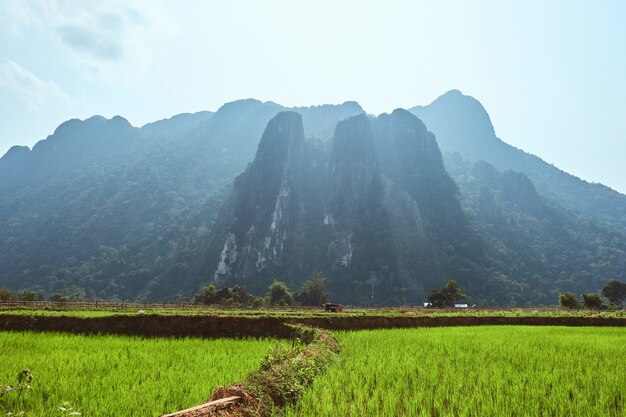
[411, 90, 626, 231]
[0, 93, 624, 305]
[0, 100, 363, 301]
[445, 154, 626, 305]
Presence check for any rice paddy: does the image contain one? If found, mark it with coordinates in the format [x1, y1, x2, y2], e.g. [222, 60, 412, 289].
[283, 326, 626, 417]
[2, 325, 624, 417]
[0, 331, 282, 416]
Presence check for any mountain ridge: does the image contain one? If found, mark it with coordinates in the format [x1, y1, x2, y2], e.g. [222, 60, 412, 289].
[0, 93, 624, 304]
[410, 90, 626, 230]
[208, 110, 501, 304]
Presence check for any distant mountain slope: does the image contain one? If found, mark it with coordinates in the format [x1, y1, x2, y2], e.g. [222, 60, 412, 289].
[140, 111, 214, 138]
[0, 100, 363, 300]
[1, 93, 624, 305]
[445, 154, 626, 304]
[207, 109, 626, 305]
[410, 90, 626, 231]
[208, 110, 507, 304]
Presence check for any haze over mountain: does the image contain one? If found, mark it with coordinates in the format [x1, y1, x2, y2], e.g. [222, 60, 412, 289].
[0, 92, 624, 305]
[208, 110, 481, 304]
[0, 99, 363, 301]
[411, 90, 626, 231]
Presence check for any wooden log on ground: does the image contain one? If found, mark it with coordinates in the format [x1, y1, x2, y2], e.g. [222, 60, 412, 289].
[160, 396, 241, 417]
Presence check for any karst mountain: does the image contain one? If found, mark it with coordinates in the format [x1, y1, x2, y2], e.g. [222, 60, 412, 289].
[1, 91, 624, 305]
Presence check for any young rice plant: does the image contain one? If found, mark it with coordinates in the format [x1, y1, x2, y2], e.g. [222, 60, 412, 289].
[0, 331, 283, 416]
[283, 326, 625, 417]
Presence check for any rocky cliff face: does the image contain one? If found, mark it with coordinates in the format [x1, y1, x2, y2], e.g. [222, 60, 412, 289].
[210, 112, 308, 289]
[3, 94, 623, 305]
[325, 115, 382, 268]
[208, 110, 483, 304]
[0, 100, 363, 300]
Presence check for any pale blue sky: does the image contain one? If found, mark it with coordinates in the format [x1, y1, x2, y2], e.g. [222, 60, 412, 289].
[1, 1, 624, 193]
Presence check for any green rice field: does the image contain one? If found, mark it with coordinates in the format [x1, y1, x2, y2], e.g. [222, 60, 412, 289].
[2, 326, 624, 417]
[0, 331, 282, 416]
[283, 326, 626, 417]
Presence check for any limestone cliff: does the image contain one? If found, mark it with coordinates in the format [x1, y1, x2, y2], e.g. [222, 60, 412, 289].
[208, 110, 482, 304]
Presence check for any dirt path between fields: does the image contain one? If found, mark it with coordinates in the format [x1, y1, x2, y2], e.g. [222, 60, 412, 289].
[0, 314, 623, 338]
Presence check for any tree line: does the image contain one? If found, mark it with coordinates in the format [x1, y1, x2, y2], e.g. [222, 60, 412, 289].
[559, 280, 626, 309]
[2, 276, 624, 310]
[193, 272, 329, 307]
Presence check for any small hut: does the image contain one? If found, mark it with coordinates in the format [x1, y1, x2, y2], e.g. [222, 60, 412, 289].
[324, 303, 343, 313]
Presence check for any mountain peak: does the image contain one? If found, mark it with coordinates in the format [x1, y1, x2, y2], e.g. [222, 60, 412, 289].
[253, 111, 305, 169]
[1, 145, 30, 160]
[410, 90, 496, 149]
[85, 115, 107, 122]
[340, 101, 364, 112]
[53, 118, 81, 135]
[218, 98, 262, 110]
[33, 114, 137, 157]
[429, 90, 495, 137]
[389, 108, 428, 131]
[53, 115, 133, 136]
[82, 115, 132, 128]
[261, 110, 304, 138]
[440, 89, 464, 98]
[331, 114, 376, 164]
[216, 99, 283, 115]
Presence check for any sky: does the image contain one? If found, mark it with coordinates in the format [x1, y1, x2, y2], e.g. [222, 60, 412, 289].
[0, 0, 625, 193]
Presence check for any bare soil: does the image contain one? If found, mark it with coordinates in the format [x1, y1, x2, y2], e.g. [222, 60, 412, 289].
[0, 314, 623, 339]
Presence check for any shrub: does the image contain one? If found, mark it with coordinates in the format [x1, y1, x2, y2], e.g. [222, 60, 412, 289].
[267, 281, 295, 306]
[601, 280, 626, 307]
[297, 272, 328, 306]
[559, 292, 578, 309]
[428, 280, 466, 308]
[0, 288, 16, 301]
[581, 293, 603, 309]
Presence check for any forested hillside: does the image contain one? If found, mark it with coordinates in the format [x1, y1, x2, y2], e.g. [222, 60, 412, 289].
[411, 90, 626, 231]
[0, 100, 362, 300]
[1, 93, 624, 305]
[445, 154, 626, 304]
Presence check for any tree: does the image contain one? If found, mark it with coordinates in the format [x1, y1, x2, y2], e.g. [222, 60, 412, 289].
[266, 281, 295, 306]
[194, 284, 218, 305]
[215, 287, 231, 302]
[427, 280, 466, 308]
[581, 293, 603, 310]
[297, 272, 328, 306]
[194, 284, 258, 306]
[601, 280, 626, 307]
[16, 290, 40, 301]
[230, 285, 256, 306]
[559, 292, 578, 309]
[0, 288, 16, 301]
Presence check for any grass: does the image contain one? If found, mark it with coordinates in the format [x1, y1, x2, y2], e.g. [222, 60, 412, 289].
[0, 331, 283, 417]
[283, 326, 626, 417]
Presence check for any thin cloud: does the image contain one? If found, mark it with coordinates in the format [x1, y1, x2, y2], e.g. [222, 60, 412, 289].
[0, 59, 72, 110]
[57, 24, 124, 61]
[0, 0, 38, 34]
[0, 0, 173, 82]
[45, 2, 137, 67]
[46, 3, 138, 64]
